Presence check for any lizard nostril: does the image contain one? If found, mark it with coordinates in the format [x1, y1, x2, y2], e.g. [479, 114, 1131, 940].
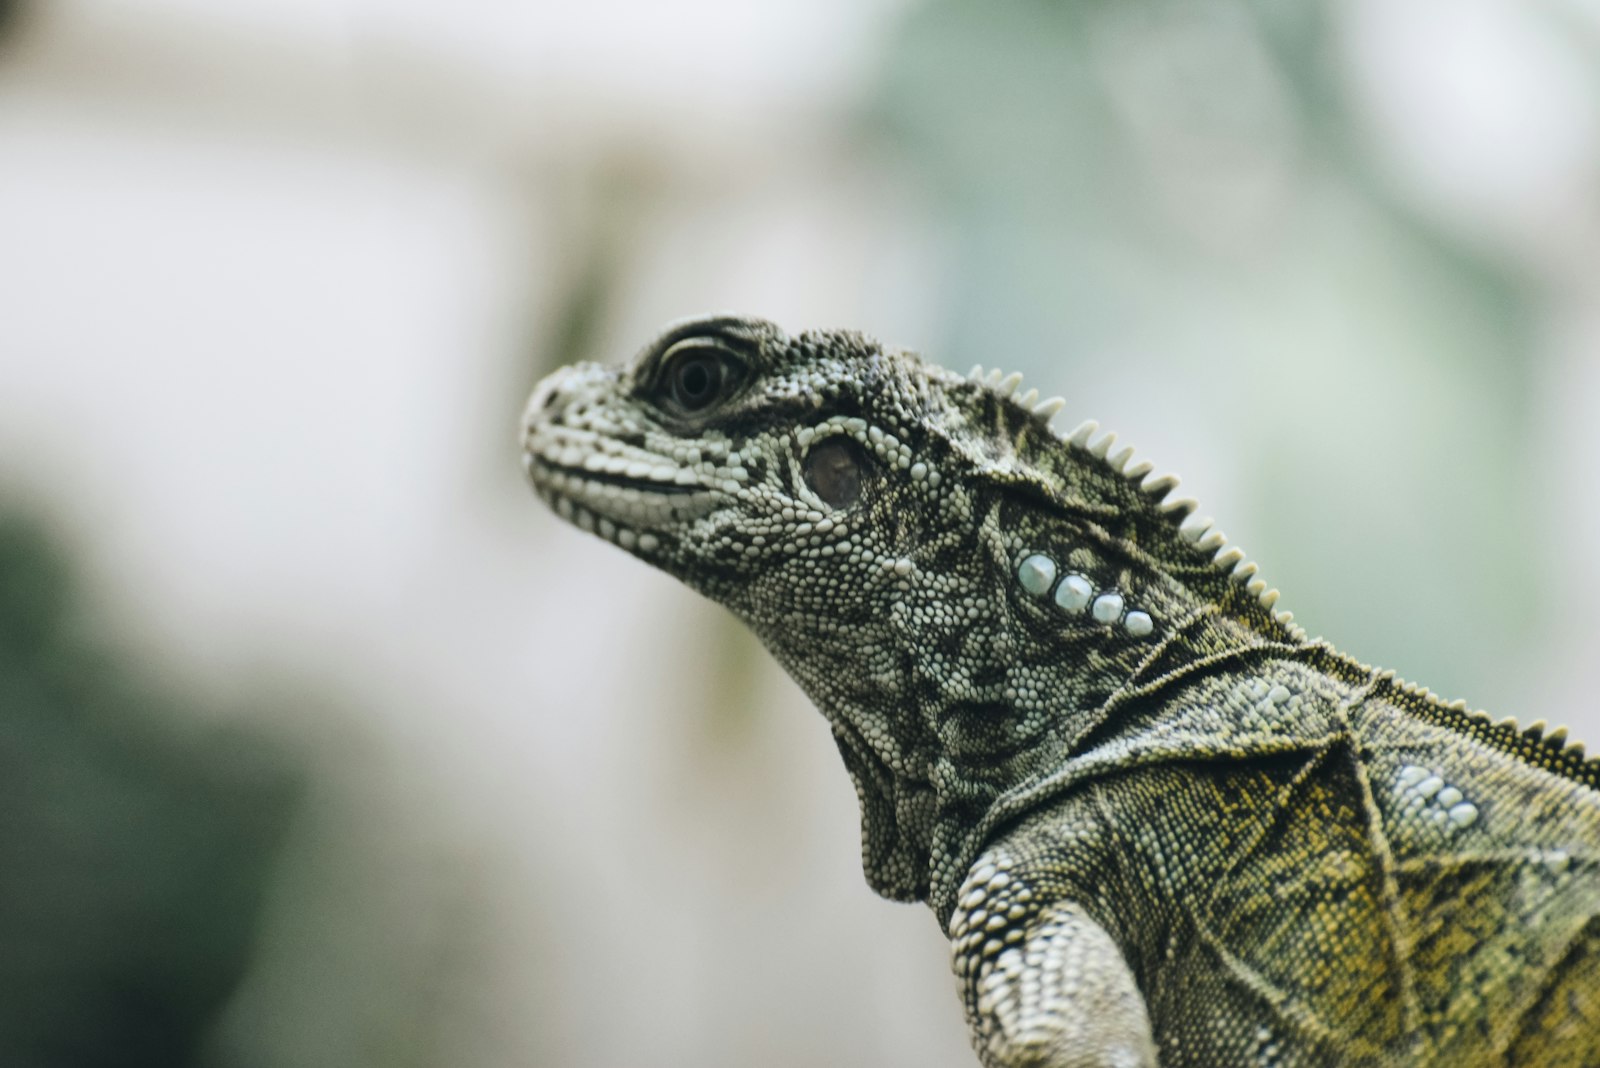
[525, 369, 574, 423]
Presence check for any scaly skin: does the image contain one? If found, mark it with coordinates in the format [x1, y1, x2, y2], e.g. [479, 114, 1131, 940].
[521, 314, 1600, 1067]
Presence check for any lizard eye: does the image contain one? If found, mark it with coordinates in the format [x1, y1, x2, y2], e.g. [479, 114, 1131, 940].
[658, 339, 742, 415]
[803, 438, 867, 509]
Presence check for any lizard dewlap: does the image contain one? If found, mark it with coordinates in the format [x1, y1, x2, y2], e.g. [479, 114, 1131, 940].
[522, 314, 1600, 1068]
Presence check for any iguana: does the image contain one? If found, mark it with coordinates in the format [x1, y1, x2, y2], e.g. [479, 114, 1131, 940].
[520, 314, 1600, 1067]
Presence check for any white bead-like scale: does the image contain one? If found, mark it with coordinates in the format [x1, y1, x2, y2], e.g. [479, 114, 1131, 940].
[1017, 552, 1154, 639]
[1393, 763, 1480, 831]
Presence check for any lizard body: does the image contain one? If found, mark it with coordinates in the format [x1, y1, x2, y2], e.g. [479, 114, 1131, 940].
[521, 315, 1600, 1067]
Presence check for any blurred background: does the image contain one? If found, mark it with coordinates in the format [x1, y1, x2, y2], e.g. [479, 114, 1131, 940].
[1, 1, 1598, 1065]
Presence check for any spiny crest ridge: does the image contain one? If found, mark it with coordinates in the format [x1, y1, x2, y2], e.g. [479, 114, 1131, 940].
[967, 363, 1300, 637]
[1393, 674, 1597, 770]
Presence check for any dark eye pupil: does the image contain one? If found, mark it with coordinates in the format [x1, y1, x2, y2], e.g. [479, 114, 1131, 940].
[671, 355, 720, 410]
[803, 439, 865, 509]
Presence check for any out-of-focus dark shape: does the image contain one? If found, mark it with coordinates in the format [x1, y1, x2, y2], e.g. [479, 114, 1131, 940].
[529, 159, 665, 381]
[0, 507, 303, 1068]
[0, 0, 29, 50]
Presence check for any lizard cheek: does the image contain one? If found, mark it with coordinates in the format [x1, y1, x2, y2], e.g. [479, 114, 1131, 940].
[802, 439, 868, 509]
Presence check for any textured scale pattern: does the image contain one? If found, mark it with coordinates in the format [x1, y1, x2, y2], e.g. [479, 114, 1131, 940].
[521, 315, 1600, 1067]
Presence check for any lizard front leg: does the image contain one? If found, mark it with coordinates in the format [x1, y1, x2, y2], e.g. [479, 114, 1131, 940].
[952, 852, 1156, 1068]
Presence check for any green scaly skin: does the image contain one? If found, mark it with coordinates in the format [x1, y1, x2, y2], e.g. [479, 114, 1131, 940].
[521, 314, 1600, 1067]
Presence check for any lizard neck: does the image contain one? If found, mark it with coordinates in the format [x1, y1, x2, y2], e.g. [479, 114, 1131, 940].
[738, 472, 1301, 905]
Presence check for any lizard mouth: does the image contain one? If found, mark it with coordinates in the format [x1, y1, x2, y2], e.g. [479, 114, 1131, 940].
[537, 462, 704, 497]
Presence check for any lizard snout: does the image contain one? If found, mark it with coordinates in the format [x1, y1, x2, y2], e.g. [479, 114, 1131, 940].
[522, 365, 581, 433]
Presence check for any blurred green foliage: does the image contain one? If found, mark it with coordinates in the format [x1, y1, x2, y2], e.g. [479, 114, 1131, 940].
[0, 508, 302, 1067]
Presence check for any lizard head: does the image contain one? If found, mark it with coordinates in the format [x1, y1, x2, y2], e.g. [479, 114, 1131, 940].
[522, 314, 925, 600]
[523, 314, 1299, 903]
